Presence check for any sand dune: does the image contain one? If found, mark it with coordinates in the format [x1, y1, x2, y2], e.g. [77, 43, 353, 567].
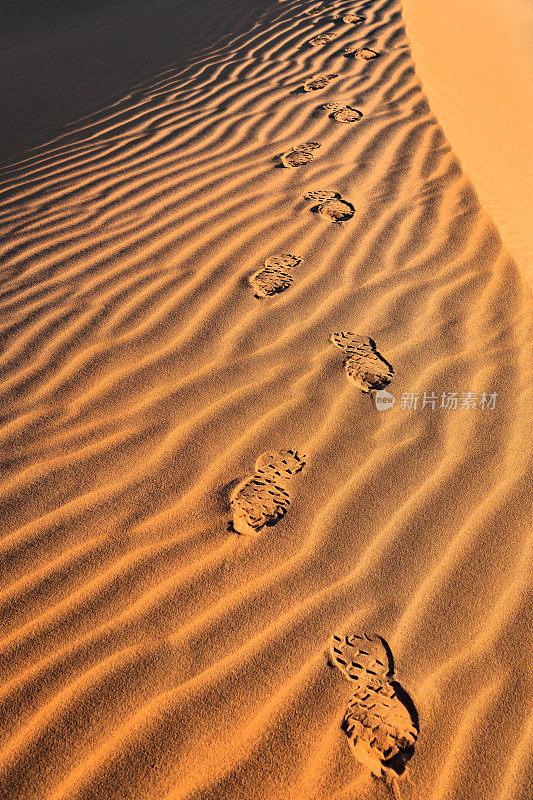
[402, 0, 533, 282]
[0, 1, 532, 799]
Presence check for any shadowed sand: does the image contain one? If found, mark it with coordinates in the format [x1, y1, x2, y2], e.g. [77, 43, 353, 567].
[0, 1, 532, 799]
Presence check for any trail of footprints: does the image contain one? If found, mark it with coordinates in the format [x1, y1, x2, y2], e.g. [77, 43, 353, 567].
[230, 1, 410, 791]
[253, 6, 374, 296]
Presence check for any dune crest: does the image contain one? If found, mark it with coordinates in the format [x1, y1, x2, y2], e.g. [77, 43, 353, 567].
[402, 0, 533, 281]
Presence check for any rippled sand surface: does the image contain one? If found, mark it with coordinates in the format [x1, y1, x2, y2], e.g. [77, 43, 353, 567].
[0, 2, 531, 799]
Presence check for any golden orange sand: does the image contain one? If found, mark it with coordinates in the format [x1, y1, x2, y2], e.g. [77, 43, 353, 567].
[403, 0, 533, 282]
[0, 1, 532, 799]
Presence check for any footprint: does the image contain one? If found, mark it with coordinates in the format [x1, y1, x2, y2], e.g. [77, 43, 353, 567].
[330, 333, 394, 391]
[342, 680, 419, 796]
[331, 106, 363, 123]
[304, 190, 355, 224]
[349, 47, 380, 60]
[328, 631, 419, 798]
[302, 73, 339, 91]
[248, 254, 301, 297]
[230, 449, 306, 535]
[343, 13, 365, 25]
[253, 449, 306, 479]
[308, 32, 337, 46]
[328, 631, 394, 681]
[321, 102, 363, 123]
[342, 43, 359, 56]
[304, 189, 341, 202]
[263, 254, 301, 269]
[317, 198, 355, 223]
[331, 10, 364, 25]
[279, 141, 321, 168]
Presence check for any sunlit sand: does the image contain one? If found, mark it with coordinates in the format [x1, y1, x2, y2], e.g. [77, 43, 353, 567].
[0, 1, 531, 799]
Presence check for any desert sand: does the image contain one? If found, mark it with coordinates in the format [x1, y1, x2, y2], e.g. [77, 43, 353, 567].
[403, 0, 533, 282]
[0, 1, 532, 799]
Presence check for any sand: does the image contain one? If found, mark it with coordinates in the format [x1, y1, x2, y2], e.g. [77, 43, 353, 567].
[0, 1, 532, 799]
[402, 0, 533, 283]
